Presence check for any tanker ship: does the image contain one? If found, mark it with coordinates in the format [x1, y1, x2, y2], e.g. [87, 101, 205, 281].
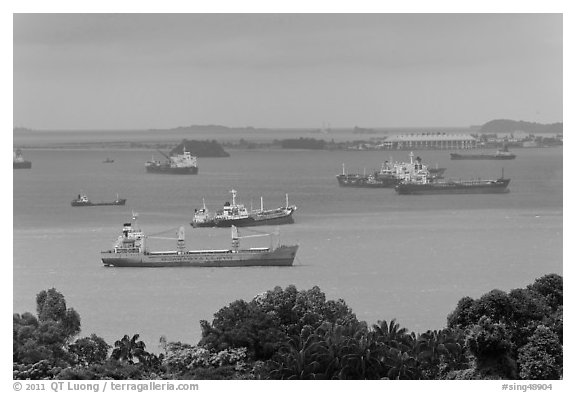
[145, 148, 198, 174]
[395, 169, 511, 195]
[191, 190, 297, 228]
[450, 146, 516, 160]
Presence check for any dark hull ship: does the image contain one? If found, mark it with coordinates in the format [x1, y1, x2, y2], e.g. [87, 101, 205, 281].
[71, 194, 127, 207]
[102, 214, 298, 267]
[395, 170, 511, 195]
[450, 146, 516, 160]
[395, 179, 510, 194]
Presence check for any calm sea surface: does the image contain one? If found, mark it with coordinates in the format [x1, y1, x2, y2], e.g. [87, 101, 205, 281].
[13, 146, 563, 350]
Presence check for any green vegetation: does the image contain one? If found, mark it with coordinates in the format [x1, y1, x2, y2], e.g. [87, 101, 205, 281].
[279, 138, 326, 149]
[170, 139, 230, 157]
[13, 275, 562, 380]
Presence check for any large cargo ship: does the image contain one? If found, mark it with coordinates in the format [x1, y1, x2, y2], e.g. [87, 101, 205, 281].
[71, 193, 127, 207]
[395, 171, 511, 195]
[191, 190, 297, 228]
[450, 146, 516, 160]
[101, 213, 298, 267]
[336, 152, 437, 188]
[13, 149, 32, 169]
[145, 149, 198, 174]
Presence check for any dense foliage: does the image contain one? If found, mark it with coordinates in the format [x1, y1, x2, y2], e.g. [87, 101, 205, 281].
[170, 139, 230, 157]
[279, 138, 326, 149]
[13, 275, 562, 380]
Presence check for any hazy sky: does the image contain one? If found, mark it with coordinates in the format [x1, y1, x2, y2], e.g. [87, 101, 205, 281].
[13, 13, 562, 130]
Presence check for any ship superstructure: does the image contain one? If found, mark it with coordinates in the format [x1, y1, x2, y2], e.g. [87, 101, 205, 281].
[13, 149, 32, 169]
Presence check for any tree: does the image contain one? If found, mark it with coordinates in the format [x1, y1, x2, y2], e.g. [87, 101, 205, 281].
[465, 317, 516, 379]
[111, 334, 150, 364]
[527, 274, 562, 311]
[199, 286, 358, 361]
[69, 334, 110, 365]
[13, 289, 81, 366]
[517, 326, 562, 379]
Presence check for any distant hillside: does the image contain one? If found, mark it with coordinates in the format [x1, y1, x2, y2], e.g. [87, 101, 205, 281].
[480, 119, 562, 134]
[170, 139, 230, 157]
[13, 127, 33, 133]
[151, 124, 259, 132]
[279, 138, 326, 150]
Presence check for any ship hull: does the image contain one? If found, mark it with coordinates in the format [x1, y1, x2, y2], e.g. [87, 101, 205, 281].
[395, 179, 510, 195]
[13, 161, 32, 169]
[71, 199, 127, 207]
[336, 175, 400, 188]
[101, 245, 298, 267]
[450, 154, 515, 160]
[192, 208, 296, 228]
[214, 213, 294, 227]
[145, 165, 198, 174]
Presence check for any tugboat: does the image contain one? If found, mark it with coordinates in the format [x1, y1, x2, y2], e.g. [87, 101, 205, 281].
[145, 148, 198, 174]
[13, 149, 32, 169]
[450, 145, 516, 160]
[71, 193, 127, 207]
[191, 199, 214, 228]
[101, 213, 298, 267]
[395, 169, 511, 195]
[191, 190, 297, 228]
[337, 152, 436, 188]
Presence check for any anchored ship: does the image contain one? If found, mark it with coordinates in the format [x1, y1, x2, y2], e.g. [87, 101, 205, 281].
[101, 213, 298, 267]
[13, 149, 32, 169]
[450, 146, 516, 160]
[145, 148, 198, 174]
[191, 190, 297, 228]
[71, 193, 127, 207]
[395, 169, 511, 195]
[337, 152, 436, 188]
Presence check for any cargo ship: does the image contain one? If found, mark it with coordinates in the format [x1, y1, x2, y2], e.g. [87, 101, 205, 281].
[13, 149, 32, 169]
[71, 193, 127, 207]
[450, 146, 516, 160]
[337, 152, 436, 188]
[394, 170, 511, 195]
[101, 213, 298, 267]
[145, 148, 198, 174]
[191, 190, 297, 228]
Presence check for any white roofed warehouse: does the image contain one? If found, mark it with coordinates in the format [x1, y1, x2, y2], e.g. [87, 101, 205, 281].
[382, 133, 477, 150]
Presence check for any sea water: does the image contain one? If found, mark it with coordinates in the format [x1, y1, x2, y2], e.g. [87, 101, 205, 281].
[12, 146, 562, 351]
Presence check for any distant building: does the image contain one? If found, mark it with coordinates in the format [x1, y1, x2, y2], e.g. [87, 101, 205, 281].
[382, 133, 477, 150]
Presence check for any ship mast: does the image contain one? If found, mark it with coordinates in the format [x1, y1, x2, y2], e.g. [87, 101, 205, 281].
[230, 189, 237, 207]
